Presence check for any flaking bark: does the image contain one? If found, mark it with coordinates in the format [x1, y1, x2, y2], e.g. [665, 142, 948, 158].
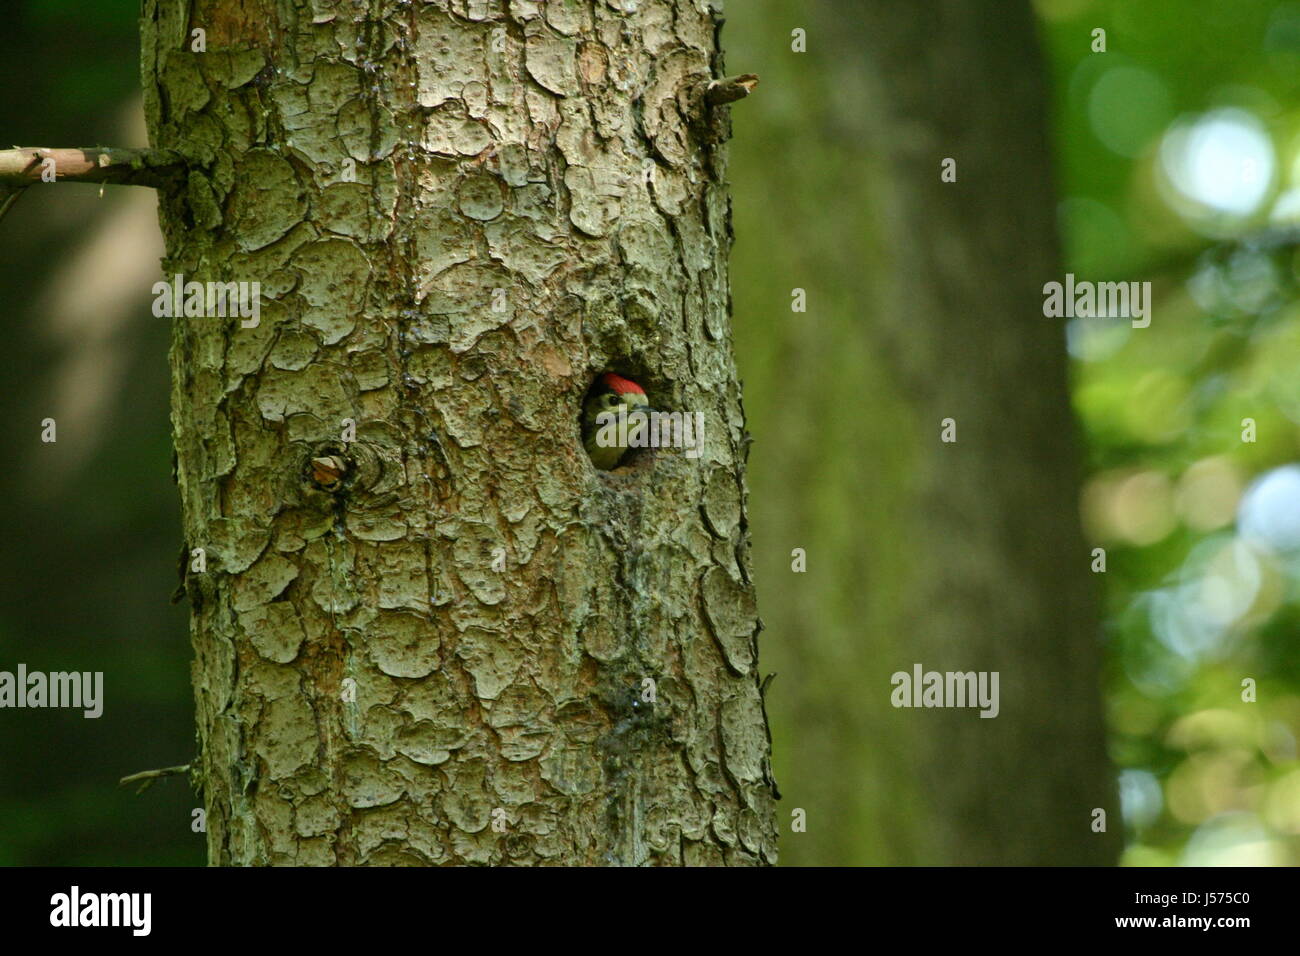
[143, 0, 776, 865]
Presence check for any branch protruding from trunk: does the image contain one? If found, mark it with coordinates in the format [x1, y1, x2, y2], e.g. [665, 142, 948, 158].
[705, 73, 760, 106]
[119, 763, 192, 795]
[0, 147, 185, 189]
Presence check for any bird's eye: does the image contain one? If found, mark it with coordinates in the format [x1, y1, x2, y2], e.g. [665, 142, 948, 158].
[605, 394, 618, 406]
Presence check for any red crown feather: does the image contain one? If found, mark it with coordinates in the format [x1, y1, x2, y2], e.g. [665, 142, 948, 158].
[600, 373, 645, 396]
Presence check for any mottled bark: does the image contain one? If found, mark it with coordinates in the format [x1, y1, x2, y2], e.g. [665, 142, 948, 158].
[143, 0, 776, 866]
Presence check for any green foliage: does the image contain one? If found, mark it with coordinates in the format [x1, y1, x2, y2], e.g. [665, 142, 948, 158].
[4, 0, 1297, 867]
[1046, 0, 1300, 864]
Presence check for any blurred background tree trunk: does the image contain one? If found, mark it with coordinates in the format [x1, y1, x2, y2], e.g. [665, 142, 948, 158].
[142, 0, 776, 865]
[12, 0, 1300, 870]
[730, 0, 1121, 864]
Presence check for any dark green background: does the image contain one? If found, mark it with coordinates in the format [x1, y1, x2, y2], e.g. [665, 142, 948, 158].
[2, 0, 1298, 865]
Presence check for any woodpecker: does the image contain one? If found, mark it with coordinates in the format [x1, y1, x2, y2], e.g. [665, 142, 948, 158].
[582, 373, 655, 470]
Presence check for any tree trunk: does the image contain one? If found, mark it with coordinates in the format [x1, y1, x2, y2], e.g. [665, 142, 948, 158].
[143, 0, 776, 866]
[858, 0, 1119, 864]
[730, 0, 1120, 864]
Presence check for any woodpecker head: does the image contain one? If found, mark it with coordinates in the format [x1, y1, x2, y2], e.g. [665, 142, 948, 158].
[582, 373, 654, 470]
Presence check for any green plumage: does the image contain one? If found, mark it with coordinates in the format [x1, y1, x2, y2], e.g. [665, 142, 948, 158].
[582, 387, 651, 470]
